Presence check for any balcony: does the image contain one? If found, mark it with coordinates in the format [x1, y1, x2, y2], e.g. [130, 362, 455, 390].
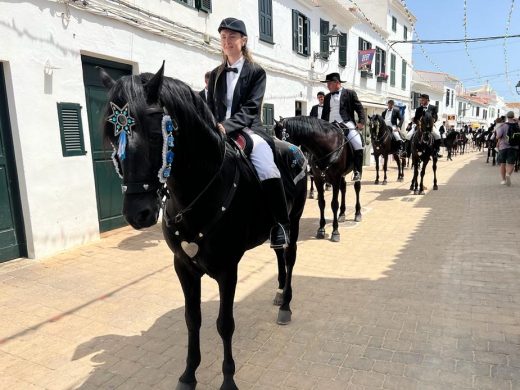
[300, 0, 359, 26]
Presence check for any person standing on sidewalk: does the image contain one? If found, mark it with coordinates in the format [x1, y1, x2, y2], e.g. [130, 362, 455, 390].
[495, 111, 519, 186]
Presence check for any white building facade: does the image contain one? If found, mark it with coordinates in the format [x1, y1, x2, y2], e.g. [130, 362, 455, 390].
[0, 0, 415, 261]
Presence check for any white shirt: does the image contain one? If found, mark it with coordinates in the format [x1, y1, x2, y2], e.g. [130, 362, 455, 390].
[225, 56, 245, 119]
[317, 105, 323, 119]
[384, 109, 393, 127]
[329, 88, 343, 124]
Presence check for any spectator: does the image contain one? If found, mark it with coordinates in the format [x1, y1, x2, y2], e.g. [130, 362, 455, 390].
[495, 111, 519, 186]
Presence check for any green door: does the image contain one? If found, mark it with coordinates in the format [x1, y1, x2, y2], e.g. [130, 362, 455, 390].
[0, 63, 27, 262]
[81, 56, 132, 232]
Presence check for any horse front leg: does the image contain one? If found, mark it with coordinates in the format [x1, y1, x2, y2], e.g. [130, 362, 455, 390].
[411, 158, 419, 193]
[315, 176, 326, 239]
[374, 153, 380, 184]
[419, 158, 428, 195]
[273, 248, 286, 306]
[353, 180, 362, 222]
[174, 258, 202, 390]
[216, 267, 239, 390]
[308, 175, 315, 199]
[382, 154, 388, 185]
[330, 181, 340, 242]
[276, 217, 301, 325]
[395, 153, 403, 181]
[432, 156, 438, 190]
[338, 177, 346, 222]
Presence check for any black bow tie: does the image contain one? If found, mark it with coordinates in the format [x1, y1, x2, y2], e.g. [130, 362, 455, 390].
[224, 66, 238, 73]
[331, 90, 340, 95]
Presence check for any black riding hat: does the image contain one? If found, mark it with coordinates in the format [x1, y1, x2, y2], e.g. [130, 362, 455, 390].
[320, 72, 345, 83]
[218, 17, 248, 36]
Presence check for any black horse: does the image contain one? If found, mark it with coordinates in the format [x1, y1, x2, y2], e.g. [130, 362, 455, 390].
[410, 111, 438, 195]
[485, 130, 497, 165]
[368, 114, 405, 184]
[274, 116, 361, 243]
[445, 130, 459, 161]
[458, 132, 468, 154]
[98, 64, 308, 390]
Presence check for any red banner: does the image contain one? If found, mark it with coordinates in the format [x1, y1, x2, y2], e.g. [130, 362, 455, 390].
[358, 49, 376, 70]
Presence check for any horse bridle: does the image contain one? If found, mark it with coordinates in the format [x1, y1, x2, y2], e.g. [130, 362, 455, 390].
[112, 105, 169, 196]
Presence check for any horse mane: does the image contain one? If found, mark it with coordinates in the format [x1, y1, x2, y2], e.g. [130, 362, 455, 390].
[284, 116, 341, 137]
[103, 73, 219, 145]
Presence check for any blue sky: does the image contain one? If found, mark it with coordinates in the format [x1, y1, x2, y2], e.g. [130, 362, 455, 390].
[407, 0, 520, 102]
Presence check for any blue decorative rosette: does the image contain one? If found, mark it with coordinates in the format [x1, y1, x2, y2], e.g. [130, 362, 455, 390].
[158, 115, 176, 183]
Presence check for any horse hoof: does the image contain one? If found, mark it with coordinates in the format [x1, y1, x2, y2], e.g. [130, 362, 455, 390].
[382, 180, 387, 185]
[374, 180, 379, 184]
[277, 309, 292, 325]
[433, 185, 438, 191]
[338, 214, 345, 222]
[413, 190, 418, 195]
[220, 379, 239, 390]
[330, 232, 340, 242]
[409, 185, 414, 191]
[176, 381, 197, 390]
[419, 191, 425, 195]
[354, 214, 362, 222]
[316, 229, 325, 239]
[308, 191, 314, 199]
[273, 292, 283, 306]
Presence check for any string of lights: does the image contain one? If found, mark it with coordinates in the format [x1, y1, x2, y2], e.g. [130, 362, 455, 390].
[504, 0, 516, 94]
[389, 33, 520, 45]
[398, 0, 445, 75]
[463, 0, 482, 81]
[347, 0, 429, 85]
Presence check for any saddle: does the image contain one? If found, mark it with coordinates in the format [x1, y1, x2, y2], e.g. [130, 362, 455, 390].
[332, 121, 361, 153]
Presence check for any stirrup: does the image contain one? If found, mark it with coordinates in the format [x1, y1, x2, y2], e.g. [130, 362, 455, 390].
[270, 223, 289, 249]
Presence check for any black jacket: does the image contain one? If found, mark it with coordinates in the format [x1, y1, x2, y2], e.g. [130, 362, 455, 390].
[321, 89, 366, 125]
[309, 104, 323, 118]
[413, 104, 438, 124]
[381, 107, 403, 128]
[198, 89, 207, 103]
[207, 60, 266, 135]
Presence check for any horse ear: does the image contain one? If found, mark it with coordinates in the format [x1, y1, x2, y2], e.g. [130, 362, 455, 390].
[279, 116, 284, 121]
[96, 66, 115, 90]
[145, 61, 165, 104]
[274, 118, 279, 126]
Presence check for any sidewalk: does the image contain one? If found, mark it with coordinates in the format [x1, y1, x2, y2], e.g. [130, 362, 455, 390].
[1, 151, 519, 390]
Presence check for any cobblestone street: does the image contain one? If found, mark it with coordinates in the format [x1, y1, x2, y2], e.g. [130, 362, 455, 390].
[1, 150, 520, 390]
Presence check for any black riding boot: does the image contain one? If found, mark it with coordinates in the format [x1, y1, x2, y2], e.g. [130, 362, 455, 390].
[262, 178, 290, 249]
[352, 149, 364, 182]
[434, 139, 443, 158]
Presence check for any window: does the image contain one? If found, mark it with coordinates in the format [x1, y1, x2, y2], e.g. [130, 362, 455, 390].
[174, 0, 211, 12]
[450, 90, 454, 108]
[392, 16, 397, 32]
[404, 26, 408, 40]
[292, 10, 310, 56]
[435, 101, 440, 108]
[476, 107, 480, 117]
[483, 109, 487, 120]
[401, 59, 406, 89]
[57, 103, 87, 157]
[458, 101, 463, 116]
[412, 92, 421, 109]
[320, 19, 330, 59]
[338, 33, 347, 67]
[259, 0, 273, 43]
[358, 37, 372, 51]
[375, 47, 386, 75]
[445, 88, 450, 107]
[295, 101, 306, 116]
[390, 53, 396, 86]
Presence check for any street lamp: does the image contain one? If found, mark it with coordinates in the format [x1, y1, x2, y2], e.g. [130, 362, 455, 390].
[313, 24, 341, 61]
[516, 80, 520, 95]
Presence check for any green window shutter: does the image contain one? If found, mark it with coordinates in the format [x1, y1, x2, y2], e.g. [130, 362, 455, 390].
[259, 0, 273, 43]
[292, 10, 298, 52]
[401, 59, 406, 89]
[338, 33, 347, 67]
[57, 103, 86, 157]
[262, 103, 274, 135]
[390, 54, 396, 87]
[358, 37, 363, 50]
[320, 19, 329, 59]
[304, 17, 311, 56]
[196, 0, 211, 12]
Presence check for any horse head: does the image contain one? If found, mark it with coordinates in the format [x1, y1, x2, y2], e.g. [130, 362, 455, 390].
[273, 116, 288, 141]
[99, 63, 219, 229]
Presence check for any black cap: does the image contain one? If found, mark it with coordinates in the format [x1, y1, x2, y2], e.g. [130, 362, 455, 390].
[317, 91, 325, 97]
[218, 17, 247, 36]
[320, 72, 345, 83]
[419, 93, 430, 100]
